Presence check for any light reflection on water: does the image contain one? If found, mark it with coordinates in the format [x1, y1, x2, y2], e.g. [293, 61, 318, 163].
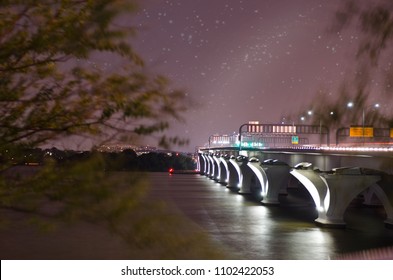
[150, 173, 393, 260]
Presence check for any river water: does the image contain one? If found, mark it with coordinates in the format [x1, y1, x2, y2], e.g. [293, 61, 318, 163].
[147, 172, 393, 260]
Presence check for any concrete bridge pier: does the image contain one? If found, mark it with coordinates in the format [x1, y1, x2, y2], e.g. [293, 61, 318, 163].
[217, 155, 230, 185]
[238, 156, 255, 194]
[319, 168, 382, 227]
[198, 153, 207, 175]
[246, 158, 268, 200]
[260, 159, 291, 205]
[227, 156, 243, 190]
[212, 154, 221, 181]
[374, 174, 393, 227]
[207, 154, 217, 179]
[290, 163, 330, 222]
[291, 164, 383, 227]
[237, 157, 290, 204]
[203, 154, 212, 177]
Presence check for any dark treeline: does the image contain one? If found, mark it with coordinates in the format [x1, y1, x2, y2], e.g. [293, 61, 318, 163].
[0, 148, 196, 172]
[103, 150, 197, 171]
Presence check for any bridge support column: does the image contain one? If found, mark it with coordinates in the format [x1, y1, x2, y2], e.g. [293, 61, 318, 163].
[206, 154, 215, 179]
[238, 156, 255, 194]
[217, 155, 230, 185]
[246, 159, 268, 200]
[291, 164, 382, 227]
[260, 159, 291, 205]
[198, 153, 207, 175]
[212, 154, 221, 181]
[375, 174, 393, 227]
[227, 156, 242, 189]
[204, 154, 211, 177]
[203, 154, 211, 176]
[235, 158, 291, 204]
[319, 170, 381, 226]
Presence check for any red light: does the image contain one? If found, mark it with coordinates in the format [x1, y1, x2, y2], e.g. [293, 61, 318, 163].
[169, 168, 174, 174]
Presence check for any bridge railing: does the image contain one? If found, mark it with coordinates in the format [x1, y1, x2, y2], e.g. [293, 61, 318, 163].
[239, 134, 309, 148]
[238, 123, 330, 148]
[205, 124, 393, 150]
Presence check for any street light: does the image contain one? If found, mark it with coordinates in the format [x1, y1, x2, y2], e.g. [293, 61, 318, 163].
[347, 102, 380, 144]
[208, 134, 217, 148]
[362, 103, 379, 143]
[347, 102, 354, 108]
[306, 110, 328, 146]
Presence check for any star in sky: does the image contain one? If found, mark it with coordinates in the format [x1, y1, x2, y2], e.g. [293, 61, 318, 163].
[109, 0, 387, 151]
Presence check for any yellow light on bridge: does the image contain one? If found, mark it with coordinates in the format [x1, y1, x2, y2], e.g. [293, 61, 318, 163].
[349, 127, 374, 137]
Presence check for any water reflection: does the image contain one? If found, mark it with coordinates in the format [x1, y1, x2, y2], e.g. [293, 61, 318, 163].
[149, 173, 393, 259]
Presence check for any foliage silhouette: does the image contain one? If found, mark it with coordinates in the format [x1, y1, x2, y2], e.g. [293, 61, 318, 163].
[298, 0, 393, 131]
[0, 0, 188, 150]
[0, 1, 224, 259]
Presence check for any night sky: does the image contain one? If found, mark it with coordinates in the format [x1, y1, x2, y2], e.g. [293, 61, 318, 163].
[120, 0, 384, 151]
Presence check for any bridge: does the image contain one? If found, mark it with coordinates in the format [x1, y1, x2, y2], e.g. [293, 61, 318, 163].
[197, 122, 393, 228]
